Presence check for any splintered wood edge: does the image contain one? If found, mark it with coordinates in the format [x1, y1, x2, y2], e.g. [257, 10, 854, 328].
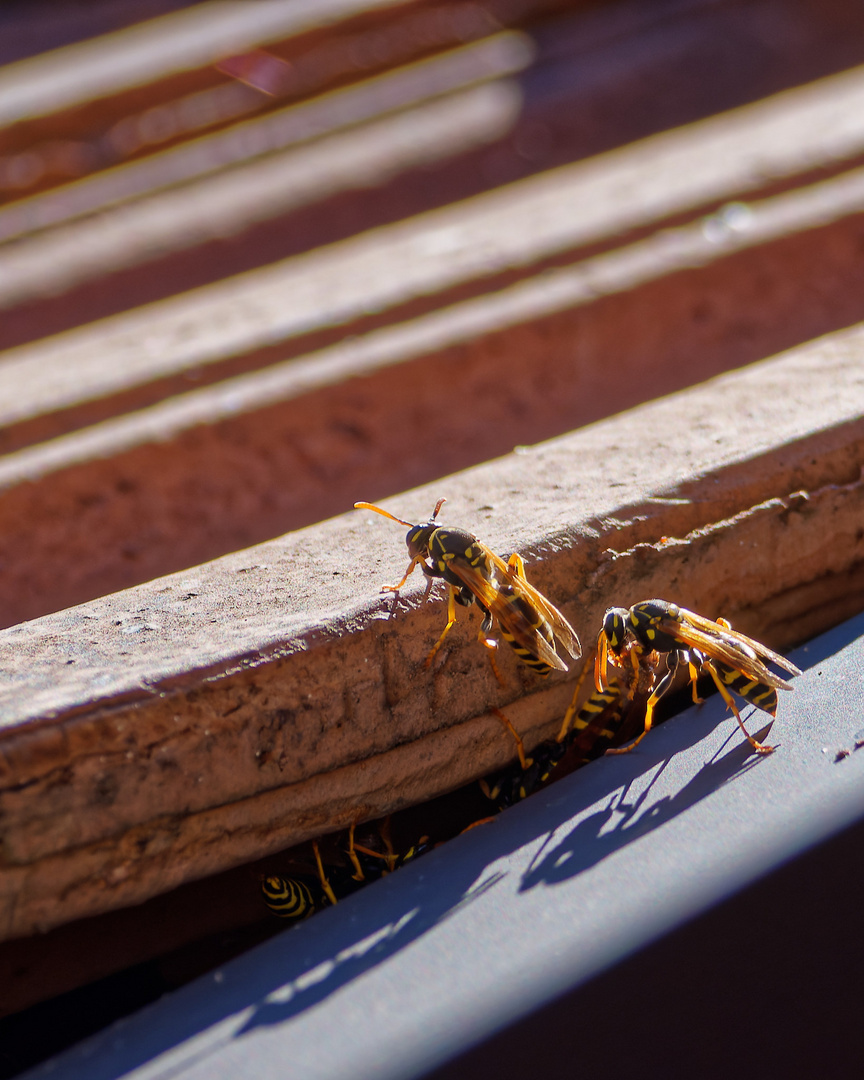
[1, 333, 864, 939]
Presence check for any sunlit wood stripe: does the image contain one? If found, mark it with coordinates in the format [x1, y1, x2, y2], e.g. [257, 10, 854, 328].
[0, 32, 533, 245]
[0, 0, 411, 129]
[8, 61, 864, 429]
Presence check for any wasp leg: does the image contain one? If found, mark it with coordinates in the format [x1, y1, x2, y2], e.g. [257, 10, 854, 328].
[700, 658, 775, 755]
[424, 585, 458, 667]
[346, 820, 366, 882]
[594, 626, 610, 692]
[479, 635, 506, 686]
[379, 815, 398, 873]
[491, 707, 529, 770]
[476, 606, 506, 687]
[312, 841, 339, 907]
[381, 553, 427, 593]
[460, 816, 497, 832]
[604, 699, 656, 754]
[556, 659, 593, 742]
[503, 551, 528, 581]
[605, 652, 681, 755]
[684, 649, 705, 705]
[628, 644, 642, 686]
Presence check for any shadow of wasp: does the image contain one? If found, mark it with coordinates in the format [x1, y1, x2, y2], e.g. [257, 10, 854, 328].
[481, 595, 801, 811]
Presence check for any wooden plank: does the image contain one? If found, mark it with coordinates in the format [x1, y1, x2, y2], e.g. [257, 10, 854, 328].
[0, 330, 862, 941]
[0, 31, 533, 245]
[0, 0, 575, 212]
[1, 160, 864, 626]
[4, 0, 864, 352]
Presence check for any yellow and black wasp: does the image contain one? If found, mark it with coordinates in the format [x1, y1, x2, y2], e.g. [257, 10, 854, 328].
[261, 872, 321, 921]
[595, 598, 801, 755]
[262, 822, 431, 921]
[261, 836, 343, 921]
[354, 498, 581, 679]
[481, 642, 660, 810]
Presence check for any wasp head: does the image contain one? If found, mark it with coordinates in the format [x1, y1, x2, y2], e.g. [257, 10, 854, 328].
[404, 497, 447, 558]
[601, 607, 631, 654]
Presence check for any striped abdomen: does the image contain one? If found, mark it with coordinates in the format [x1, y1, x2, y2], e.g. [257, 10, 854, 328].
[482, 737, 569, 810]
[497, 585, 555, 676]
[261, 875, 319, 920]
[565, 684, 628, 762]
[714, 662, 778, 715]
[483, 685, 626, 811]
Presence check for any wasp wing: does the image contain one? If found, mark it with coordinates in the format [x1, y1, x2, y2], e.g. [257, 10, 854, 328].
[445, 546, 570, 672]
[676, 607, 801, 676]
[485, 549, 582, 661]
[659, 608, 800, 689]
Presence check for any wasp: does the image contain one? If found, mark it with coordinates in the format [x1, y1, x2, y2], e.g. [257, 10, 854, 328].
[262, 822, 431, 920]
[261, 837, 340, 921]
[596, 599, 801, 755]
[481, 644, 659, 810]
[354, 498, 581, 678]
[261, 872, 321, 921]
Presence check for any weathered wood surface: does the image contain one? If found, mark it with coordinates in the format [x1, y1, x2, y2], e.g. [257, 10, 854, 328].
[1, 330, 863, 942]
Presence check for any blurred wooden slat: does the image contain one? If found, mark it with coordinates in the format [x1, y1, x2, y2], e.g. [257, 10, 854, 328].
[0, 0, 411, 129]
[0, 31, 534, 245]
[0, 2, 200, 67]
[4, 0, 864, 350]
[0, 0, 575, 196]
[4, 55, 864, 424]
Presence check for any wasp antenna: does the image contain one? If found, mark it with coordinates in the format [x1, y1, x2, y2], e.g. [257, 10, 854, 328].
[354, 502, 414, 528]
[431, 497, 447, 520]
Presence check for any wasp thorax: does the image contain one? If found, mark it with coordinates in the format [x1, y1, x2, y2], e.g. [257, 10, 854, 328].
[640, 599, 679, 621]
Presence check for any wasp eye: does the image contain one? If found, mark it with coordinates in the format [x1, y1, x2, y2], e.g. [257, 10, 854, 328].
[602, 608, 629, 651]
[406, 525, 430, 557]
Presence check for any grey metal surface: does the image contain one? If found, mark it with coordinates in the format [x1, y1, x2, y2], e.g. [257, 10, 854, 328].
[26, 611, 864, 1080]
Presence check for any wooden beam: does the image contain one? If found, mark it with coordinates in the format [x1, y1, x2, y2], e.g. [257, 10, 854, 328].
[1, 328, 862, 940]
